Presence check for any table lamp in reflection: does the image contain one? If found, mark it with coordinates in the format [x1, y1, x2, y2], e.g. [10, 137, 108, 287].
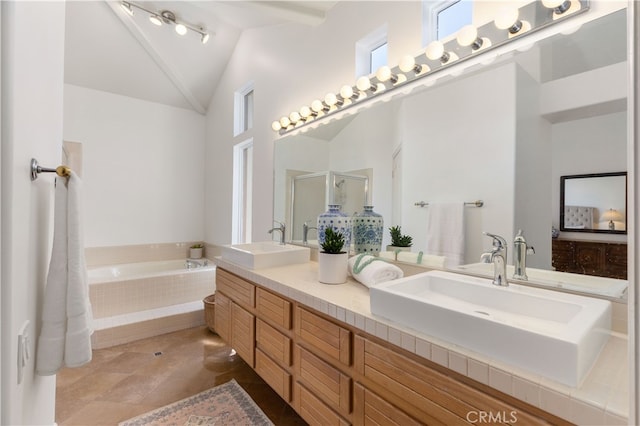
[601, 208, 623, 230]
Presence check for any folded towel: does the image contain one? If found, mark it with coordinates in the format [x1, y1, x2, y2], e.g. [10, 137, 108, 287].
[425, 203, 465, 267]
[37, 172, 93, 375]
[348, 254, 403, 288]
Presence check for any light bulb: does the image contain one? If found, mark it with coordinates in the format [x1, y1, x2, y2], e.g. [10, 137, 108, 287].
[456, 25, 482, 49]
[149, 15, 162, 26]
[289, 111, 301, 123]
[356, 76, 373, 92]
[271, 121, 282, 131]
[201, 33, 210, 44]
[425, 41, 448, 63]
[495, 6, 520, 31]
[399, 55, 416, 73]
[542, 0, 571, 14]
[311, 99, 324, 113]
[300, 106, 312, 118]
[376, 66, 392, 82]
[175, 24, 187, 35]
[279, 116, 291, 128]
[340, 85, 354, 99]
[324, 92, 338, 106]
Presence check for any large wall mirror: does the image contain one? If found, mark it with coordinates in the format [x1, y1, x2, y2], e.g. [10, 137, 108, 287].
[560, 172, 627, 234]
[273, 6, 628, 302]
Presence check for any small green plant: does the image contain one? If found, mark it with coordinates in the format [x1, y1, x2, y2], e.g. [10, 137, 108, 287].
[389, 226, 412, 247]
[191, 243, 204, 249]
[321, 228, 345, 254]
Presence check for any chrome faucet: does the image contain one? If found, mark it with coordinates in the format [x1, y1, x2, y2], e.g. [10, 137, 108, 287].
[481, 232, 508, 287]
[302, 221, 317, 245]
[513, 229, 535, 281]
[268, 220, 286, 245]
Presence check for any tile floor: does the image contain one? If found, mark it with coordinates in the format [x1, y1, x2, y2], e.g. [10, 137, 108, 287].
[56, 326, 307, 425]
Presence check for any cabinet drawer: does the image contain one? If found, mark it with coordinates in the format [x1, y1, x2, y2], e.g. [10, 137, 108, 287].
[256, 287, 292, 330]
[231, 303, 255, 367]
[214, 291, 231, 343]
[256, 348, 291, 402]
[296, 345, 351, 418]
[257, 319, 292, 366]
[354, 383, 424, 426]
[217, 269, 255, 309]
[354, 336, 548, 425]
[295, 382, 350, 426]
[296, 307, 351, 366]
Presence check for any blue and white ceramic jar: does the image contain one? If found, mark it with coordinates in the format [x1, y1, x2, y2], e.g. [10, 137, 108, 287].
[317, 205, 351, 249]
[353, 206, 384, 255]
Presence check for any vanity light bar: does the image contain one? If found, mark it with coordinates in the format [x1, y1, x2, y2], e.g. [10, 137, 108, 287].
[272, 0, 589, 134]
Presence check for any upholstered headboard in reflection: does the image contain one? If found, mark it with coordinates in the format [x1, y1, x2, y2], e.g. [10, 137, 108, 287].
[564, 206, 594, 229]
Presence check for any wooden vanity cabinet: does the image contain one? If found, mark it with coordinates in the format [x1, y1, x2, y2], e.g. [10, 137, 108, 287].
[552, 239, 627, 279]
[215, 267, 567, 426]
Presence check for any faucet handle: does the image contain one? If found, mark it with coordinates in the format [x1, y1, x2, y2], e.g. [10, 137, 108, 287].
[483, 232, 507, 248]
[527, 246, 536, 255]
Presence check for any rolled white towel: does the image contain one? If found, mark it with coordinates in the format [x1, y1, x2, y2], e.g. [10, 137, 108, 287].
[348, 254, 404, 288]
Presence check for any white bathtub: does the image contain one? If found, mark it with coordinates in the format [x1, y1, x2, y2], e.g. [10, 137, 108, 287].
[88, 259, 216, 348]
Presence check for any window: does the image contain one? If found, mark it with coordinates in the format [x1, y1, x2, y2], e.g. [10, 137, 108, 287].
[356, 25, 388, 78]
[232, 139, 253, 244]
[233, 82, 254, 136]
[423, 0, 473, 46]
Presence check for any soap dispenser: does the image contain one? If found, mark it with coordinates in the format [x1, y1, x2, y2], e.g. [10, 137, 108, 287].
[513, 229, 534, 280]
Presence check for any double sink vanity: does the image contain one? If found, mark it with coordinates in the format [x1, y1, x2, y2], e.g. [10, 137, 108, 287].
[215, 242, 627, 425]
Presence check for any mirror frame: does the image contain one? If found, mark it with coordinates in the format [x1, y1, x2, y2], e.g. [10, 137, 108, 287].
[560, 171, 627, 234]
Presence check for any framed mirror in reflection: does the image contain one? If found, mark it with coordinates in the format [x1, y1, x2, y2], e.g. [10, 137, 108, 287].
[560, 172, 627, 234]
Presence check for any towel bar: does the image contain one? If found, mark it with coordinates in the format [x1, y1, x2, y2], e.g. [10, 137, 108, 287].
[30, 158, 71, 181]
[414, 200, 484, 208]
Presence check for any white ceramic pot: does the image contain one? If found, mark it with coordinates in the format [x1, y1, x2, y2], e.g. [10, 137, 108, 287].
[318, 251, 348, 284]
[190, 247, 203, 259]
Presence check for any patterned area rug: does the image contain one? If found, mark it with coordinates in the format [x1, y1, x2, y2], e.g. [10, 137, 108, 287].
[119, 379, 273, 425]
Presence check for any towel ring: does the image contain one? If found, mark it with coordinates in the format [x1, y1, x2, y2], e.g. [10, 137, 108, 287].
[31, 158, 71, 181]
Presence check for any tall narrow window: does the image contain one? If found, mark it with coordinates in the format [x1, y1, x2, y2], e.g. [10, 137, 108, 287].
[423, 0, 473, 46]
[356, 25, 388, 78]
[234, 82, 254, 136]
[232, 139, 253, 244]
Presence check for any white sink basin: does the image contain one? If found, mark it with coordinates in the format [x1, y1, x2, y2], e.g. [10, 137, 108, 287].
[457, 262, 628, 299]
[370, 270, 611, 387]
[221, 241, 310, 269]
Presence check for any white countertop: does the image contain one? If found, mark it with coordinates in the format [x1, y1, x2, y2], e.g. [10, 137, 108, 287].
[214, 257, 629, 425]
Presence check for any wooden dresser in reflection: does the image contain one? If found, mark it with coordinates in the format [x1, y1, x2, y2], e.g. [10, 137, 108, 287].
[552, 239, 627, 280]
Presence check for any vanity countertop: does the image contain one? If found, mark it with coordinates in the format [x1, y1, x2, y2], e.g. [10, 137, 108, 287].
[213, 257, 629, 425]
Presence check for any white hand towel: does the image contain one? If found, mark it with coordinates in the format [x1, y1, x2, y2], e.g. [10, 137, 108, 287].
[37, 172, 93, 375]
[425, 203, 465, 267]
[348, 254, 403, 288]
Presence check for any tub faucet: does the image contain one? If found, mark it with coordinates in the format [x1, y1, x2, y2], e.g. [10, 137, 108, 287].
[302, 222, 317, 245]
[513, 229, 535, 281]
[481, 232, 508, 287]
[268, 220, 286, 245]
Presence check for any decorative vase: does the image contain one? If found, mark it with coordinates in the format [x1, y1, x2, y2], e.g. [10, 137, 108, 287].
[318, 252, 348, 284]
[190, 247, 203, 259]
[317, 204, 351, 249]
[353, 206, 384, 255]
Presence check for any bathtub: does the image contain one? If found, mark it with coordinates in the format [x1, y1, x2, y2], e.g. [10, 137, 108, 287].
[88, 259, 216, 348]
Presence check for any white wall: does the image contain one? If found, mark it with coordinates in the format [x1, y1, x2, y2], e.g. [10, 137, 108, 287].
[63, 84, 206, 247]
[1, 2, 65, 424]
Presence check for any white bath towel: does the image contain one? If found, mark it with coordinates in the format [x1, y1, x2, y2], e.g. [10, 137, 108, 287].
[348, 254, 403, 288]
[37, 172, 93, 375]
[425, 203, 465, 267]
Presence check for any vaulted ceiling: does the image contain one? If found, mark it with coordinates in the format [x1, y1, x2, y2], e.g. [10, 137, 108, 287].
[64, 1, 336, 114]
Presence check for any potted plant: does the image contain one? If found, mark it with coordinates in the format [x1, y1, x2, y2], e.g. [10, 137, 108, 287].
[386, 226, 412, 253]
[318, 228, 348, 284]
[190, 243, 204, 259]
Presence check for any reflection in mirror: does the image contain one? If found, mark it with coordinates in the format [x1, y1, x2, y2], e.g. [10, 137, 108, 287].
[560, 172, 627, 233]
[273, 8, 628, 301]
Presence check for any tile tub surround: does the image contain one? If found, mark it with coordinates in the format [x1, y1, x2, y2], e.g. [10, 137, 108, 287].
[213, 257, 629, 425]
[86, 241, 209, 267]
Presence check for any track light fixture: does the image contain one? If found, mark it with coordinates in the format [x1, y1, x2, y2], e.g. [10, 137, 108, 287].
[119, 1, 211, 44]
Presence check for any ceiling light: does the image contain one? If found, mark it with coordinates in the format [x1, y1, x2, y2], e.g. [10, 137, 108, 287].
[201, 33, 210, 44]
[149, 15, 162, 26]
[175, 24, 187, 36]
[121, 2, 134, 16]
